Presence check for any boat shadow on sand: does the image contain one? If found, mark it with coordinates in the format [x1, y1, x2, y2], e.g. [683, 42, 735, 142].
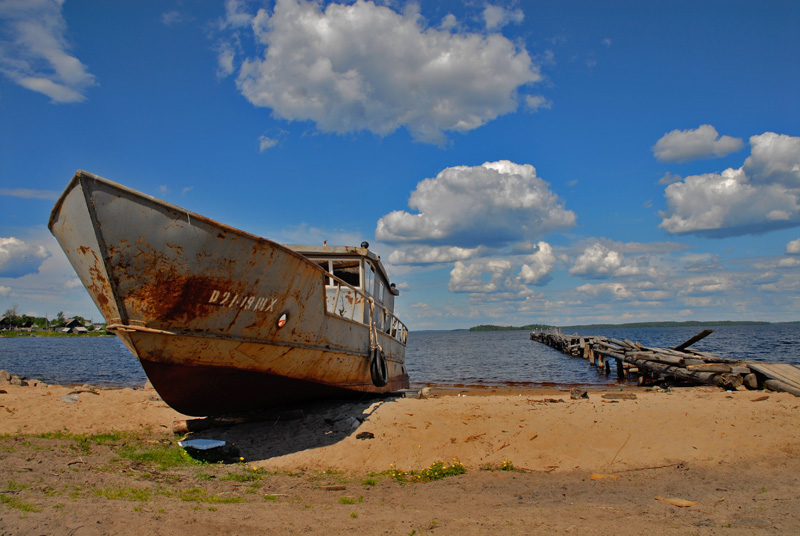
[176, 394, 403, 463]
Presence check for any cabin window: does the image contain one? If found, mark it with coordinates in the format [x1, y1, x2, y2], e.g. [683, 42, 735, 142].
[365, 261, 375, 295]
[312, 259, 361, 288]
[332, 259, 360, 287]
[377, 280, 385, 303]
[315, 260, 332, 286]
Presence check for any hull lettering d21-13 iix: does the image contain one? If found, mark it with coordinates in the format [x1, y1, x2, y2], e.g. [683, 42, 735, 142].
[48, 170, 409, 416]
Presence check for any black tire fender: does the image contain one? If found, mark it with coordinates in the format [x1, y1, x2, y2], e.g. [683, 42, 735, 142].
[370, 348, 388, 387]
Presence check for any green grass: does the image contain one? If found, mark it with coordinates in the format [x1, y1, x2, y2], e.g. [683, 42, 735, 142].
[0, 494, 42, 512]
[338, 495, 364, 505]
[167, 488, 244, 504]
[1, 480, 43, 512]
[221, 466, 270, 482]
[32, 431, 132, 455]
[389, 461, 467, 484]
[116, 441, 205, 470]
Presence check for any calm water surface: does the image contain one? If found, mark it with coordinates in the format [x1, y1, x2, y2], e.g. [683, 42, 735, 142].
[0, 324, 797, 387]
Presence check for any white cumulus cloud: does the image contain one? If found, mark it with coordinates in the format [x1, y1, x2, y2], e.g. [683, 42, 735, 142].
[659, 132, 800, 237]
[677, 276, 733, 296]
[221, 0, 540, 144]
[517, 241, 556, 285]
[449, 259, 513, 293]
[0, 237, 51, 278]
[376, 160, 575, 247]
[575, 282, 634, 300]
[387, 245, 483, 265]
[787, 238, 800, 255]
[0, 0, 96, 103]
[569, 243, 623, 278]
[742, 132, 800, 186]
[652, 125, 743, 163]
[482, 4, 524, 30]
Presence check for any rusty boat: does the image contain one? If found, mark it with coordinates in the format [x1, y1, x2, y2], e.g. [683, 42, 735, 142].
[49, 170, 409, 416]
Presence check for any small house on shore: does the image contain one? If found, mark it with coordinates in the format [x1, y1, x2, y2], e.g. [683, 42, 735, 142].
[60, 318, 88, 334]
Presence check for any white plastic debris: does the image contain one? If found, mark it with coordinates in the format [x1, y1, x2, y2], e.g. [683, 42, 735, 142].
[178, 439, 227, 450]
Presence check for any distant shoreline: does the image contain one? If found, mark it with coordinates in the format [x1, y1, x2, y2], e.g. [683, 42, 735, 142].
[469, 320, 800, 332]
[0, 331, 114, 338]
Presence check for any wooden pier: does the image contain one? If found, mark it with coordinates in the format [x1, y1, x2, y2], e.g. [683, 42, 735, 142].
[530, 329, 800, 396]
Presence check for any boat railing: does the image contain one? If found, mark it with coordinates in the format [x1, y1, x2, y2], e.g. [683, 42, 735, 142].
[326, 272, 408, 345]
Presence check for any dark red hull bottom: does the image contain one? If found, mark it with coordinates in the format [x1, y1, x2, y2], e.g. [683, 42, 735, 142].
[140, 359, 378, 416]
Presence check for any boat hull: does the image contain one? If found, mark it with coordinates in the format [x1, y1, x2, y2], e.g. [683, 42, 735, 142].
[49, 171, 409, 416]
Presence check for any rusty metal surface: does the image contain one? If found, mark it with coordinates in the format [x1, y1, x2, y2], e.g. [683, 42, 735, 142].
[49, 170, 408, 415]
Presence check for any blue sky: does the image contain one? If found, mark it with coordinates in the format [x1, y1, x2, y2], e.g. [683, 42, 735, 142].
[1, 0, 799, 330]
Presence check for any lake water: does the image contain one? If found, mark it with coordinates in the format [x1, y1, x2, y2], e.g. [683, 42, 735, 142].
[0, 324, 798, 388]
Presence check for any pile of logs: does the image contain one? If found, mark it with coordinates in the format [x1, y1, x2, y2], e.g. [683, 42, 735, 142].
[530, 329, 784, 393]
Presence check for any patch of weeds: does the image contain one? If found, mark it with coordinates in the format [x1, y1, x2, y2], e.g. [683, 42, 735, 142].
[1, 480, 41, 513]
[166, 488, 244, 504]
[362, 477, 378, 487]
[309, 469, 346, 482]
[0, 494, 42, 513]
[40, 486, 59, 497]
[117, 441, 204, 471]
[350, 512, 358, 518]
[481, 460, 516, 472]
[91, 432, 131, 445]
[34, 431, 132, 455]
[338, 495, 364, 505]
[194, 471, 215, 482]
[221, 466, 269, 483]
[264, 494, 280, 502]
[6, 480, 30, 492]
[389, 460, 466, 484]
[93, 485, 152, 502]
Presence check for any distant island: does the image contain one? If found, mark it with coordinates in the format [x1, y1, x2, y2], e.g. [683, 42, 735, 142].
[469, 320, 798, 332]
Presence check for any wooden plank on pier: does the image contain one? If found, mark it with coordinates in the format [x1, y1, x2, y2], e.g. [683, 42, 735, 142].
[749, 363, 800, 396]
[672, 329, 713, 352]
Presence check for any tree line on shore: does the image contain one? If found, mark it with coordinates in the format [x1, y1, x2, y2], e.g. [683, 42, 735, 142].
[469, 320, 798, 332]
[1, 304, 101, 332]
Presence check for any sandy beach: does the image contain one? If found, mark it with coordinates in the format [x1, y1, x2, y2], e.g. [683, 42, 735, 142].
[1, 377, 799, 535]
